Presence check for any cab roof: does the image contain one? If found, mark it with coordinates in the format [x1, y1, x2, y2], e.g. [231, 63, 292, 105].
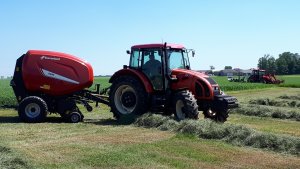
[131, 43, 185, 49]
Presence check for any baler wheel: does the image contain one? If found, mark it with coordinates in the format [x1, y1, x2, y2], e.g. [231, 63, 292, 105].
[172, 90, 199, 121]
[69, 112, 82, 123]
[109, 76, 148, 123]
[18, 96, 48, 123]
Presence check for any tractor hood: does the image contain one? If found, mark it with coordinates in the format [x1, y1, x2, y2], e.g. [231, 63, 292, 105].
[170, 69, 221, 100]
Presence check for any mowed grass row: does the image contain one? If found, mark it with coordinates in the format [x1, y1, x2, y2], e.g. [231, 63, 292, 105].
[230, 104, 300, 121]
[135, 113, 300, 156]
[0, 145, 30, 169]
[230, 93, 300, 121]
[249, 98, 300, 108]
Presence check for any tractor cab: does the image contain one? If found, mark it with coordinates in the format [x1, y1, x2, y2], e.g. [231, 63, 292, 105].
[128, 43, 192, 91]
[248, 69, 266, 82]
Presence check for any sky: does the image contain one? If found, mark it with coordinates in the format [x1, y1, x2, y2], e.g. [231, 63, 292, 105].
[0, 0, 299, 76]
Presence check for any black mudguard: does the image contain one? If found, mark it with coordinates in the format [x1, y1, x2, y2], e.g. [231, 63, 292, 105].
[212, 95, 239, 112]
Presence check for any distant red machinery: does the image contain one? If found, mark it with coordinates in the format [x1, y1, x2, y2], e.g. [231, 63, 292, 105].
[247, 69, 284, 84]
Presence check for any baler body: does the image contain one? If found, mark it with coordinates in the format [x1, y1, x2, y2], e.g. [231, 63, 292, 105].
[12, 50, 93, 100]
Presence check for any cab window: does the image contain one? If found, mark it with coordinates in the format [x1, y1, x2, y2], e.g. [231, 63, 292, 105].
[129, 50, 141, 68]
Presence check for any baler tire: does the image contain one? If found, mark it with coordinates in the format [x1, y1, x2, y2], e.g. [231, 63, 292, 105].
[18, 96, 48, 123]
[172, 90, 199, 121]
[69, 112, 82, 123]
[109, 76, 148, 124]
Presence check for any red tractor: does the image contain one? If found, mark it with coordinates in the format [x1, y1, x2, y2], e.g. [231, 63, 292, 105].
[109, 43, 238, 122]
[11, 43, 238, 123]
[247, 69, 283, 84]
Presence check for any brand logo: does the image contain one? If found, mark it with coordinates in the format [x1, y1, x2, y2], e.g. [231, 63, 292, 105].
[40, 56, 60, 61]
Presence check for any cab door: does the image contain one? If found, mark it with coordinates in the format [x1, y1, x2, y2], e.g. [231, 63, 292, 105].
[141, 49, 163, 90]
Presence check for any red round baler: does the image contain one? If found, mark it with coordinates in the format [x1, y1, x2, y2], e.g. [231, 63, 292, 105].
[22, 50, 93, 96]
[11, 50, 108, 123]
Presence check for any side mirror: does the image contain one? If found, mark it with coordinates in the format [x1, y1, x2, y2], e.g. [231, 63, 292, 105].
[192, 50, 195, 57]
[126, 50, 131, 54]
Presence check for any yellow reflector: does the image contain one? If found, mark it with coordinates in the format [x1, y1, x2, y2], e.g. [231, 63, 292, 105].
[40, 85, 50, 90]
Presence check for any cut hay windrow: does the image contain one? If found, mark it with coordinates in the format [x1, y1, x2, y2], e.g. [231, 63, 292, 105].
[249, 98, 300, 108]
[278, 94, 300, 100]
[134, 114, 300, 156]
[230, 104, 300, 121]
[0, 145, 30, 169]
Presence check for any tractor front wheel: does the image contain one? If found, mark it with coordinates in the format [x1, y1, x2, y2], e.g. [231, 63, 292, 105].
[203, 108, 228, 123]
[18, 96, 48, 123]
[172, 90, 199, 121]
[109, 76, 148, 123]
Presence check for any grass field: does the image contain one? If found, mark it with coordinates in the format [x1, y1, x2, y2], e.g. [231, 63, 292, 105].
[278, 75, 300, 88]
[0, 79, 16, 107]
[211, 76, 276, 92]
[0, 76, 300, 168]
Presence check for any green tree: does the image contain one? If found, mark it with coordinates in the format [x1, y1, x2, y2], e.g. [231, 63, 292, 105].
[257, 54, 269, 70]
[209, 65, 215, 74]
[295, 54, 300, 74]
[276, 57, 288, 75]
[224, 66, 232, 70]
[258, 52, 299, 75]
[267, 56, 277, 73]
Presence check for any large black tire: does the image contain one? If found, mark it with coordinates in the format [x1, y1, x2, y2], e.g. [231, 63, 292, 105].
[172, 90, 199, 121]
[203, 108, 228, 123]
[18, 96, 48, 123]
[109, 76, 148, 123]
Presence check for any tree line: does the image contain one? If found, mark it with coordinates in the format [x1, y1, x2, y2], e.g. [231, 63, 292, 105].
[257, 52, 300, 75]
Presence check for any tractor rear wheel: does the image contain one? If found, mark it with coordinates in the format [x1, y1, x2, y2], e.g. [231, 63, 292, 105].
[109, 76, 148, 123]
[18, 96, 48, 123]
[172, 90, 199, 121]
[203, 108, 228, 123]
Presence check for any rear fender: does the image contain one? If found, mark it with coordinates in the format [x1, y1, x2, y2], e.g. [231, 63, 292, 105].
[109, 69, 154, 93]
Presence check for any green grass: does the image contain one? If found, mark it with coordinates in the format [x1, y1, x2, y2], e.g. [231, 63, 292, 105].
[91, 76, 111, 89]
[0, 79, 17, 107]
[0, 108, 300, 169]
[1, 87, 300, 168]
[211, 76, 276, 92]
[228, 114, 300, 137]
[278, 75, 300, 88]
[0, 145, 31, 169]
